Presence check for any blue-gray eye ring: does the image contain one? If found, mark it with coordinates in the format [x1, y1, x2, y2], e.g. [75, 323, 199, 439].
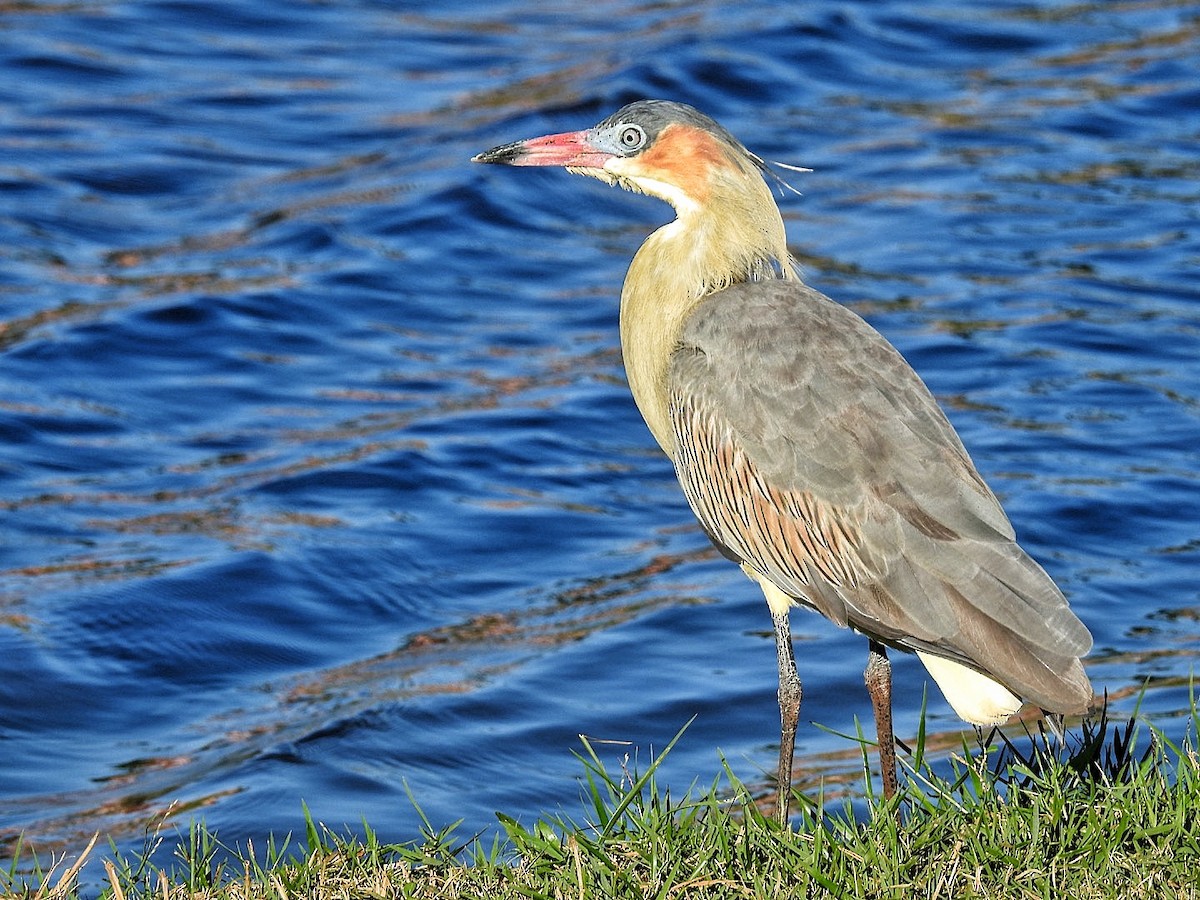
[618, 124, 646, 150]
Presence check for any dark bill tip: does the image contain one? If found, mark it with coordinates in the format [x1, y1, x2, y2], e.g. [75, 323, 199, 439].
[471, 141, 526, 165]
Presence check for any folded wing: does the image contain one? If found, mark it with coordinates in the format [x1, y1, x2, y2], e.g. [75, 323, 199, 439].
[668, 280, 1092, 713]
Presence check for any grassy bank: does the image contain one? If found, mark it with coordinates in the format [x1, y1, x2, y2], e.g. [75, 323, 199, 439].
[6, 702, 1199, 899]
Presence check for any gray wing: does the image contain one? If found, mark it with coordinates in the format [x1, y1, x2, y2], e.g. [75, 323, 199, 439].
[668, 280, 1092, 713]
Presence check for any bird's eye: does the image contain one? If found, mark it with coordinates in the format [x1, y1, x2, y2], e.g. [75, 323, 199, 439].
[618, 124, 646, 151]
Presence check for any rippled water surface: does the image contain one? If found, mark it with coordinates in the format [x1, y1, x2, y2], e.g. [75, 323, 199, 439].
[2, 0, 1199, 873]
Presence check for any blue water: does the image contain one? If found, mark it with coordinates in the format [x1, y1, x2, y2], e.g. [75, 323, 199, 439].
[2, 0, 1199, 875]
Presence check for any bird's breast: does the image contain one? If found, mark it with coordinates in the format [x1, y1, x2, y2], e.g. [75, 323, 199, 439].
[617, 227, 710, 454]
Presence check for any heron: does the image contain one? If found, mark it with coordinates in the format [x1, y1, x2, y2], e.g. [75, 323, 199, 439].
[473, 100, 1093, 823]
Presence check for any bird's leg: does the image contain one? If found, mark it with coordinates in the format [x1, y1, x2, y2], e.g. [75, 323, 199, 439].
[771, 607, 802, 826]
[864, 640, 898, 801]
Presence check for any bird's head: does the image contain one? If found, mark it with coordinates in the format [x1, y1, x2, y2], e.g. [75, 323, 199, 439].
[473, 100, 778, 218]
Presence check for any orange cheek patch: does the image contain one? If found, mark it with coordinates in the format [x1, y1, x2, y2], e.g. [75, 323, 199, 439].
[634, 124, 725, 204]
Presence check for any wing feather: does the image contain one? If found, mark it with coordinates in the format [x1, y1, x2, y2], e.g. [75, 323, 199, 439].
[667, 280, 1092, 713]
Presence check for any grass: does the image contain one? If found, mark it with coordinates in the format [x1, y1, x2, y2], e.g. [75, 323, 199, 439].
[4, 698, 1199, 899]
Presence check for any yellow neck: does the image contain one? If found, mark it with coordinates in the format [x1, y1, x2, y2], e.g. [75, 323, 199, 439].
[618, 173, 795, 452]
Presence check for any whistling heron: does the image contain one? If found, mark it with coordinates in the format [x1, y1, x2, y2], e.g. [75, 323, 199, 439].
[473, 100, 1093, 822]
